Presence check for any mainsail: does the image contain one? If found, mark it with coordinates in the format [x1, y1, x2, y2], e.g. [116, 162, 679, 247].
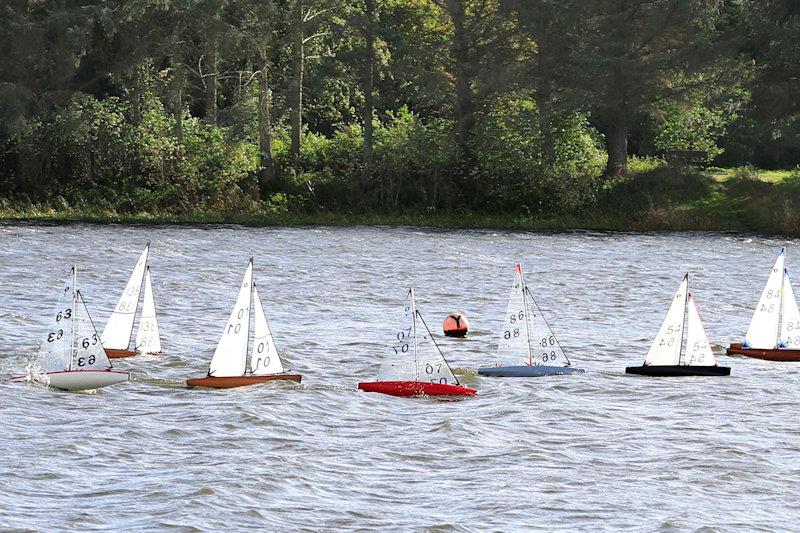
[250, 283, 285, 375]
[525, 286, 569, 367]
[683, 294, 716, 366]
[744, 249, 785, 349]
[73, 291, 113, 371]
[209, 260, 253, 377]
[644, 274, 688, 366]
[779, 269, 800, 348]
[134, 268, 162, 354]
[102, 244, 149, 349]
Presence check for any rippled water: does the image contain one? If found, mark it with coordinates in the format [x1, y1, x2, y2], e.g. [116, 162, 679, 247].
[1, 223, 799, 531]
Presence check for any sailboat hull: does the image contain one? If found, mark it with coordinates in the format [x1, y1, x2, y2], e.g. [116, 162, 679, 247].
[12, 370, 130, 390]
[358, 381, 477, 397]
[105, 348, 138, 359]
[625, 365, 730, 376]
[726, 343, 800, 361]
[477, 365, 585, 377]
[186, 374, 302, 388]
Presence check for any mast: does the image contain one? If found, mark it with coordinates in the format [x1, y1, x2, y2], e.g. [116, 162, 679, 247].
[677, 273, 689, 365]
[70, 266, 77, 371]
[127, 242, 150, 349]
[245, 258, 255, 376]
[777, 264, 786, 348]
[519, 266, 534, 365]
[410, 287, 419, 381]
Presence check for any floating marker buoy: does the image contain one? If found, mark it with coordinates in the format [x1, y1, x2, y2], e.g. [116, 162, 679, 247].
[443, 312, 469, 337]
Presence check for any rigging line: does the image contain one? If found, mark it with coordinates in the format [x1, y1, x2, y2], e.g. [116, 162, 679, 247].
[524, 286, 571, 366]
[416, 309, 460, 386]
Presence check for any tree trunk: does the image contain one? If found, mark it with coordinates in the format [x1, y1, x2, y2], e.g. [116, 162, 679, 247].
[604, 117, 628, 177]
[205, 34, 218, 125]
[362, 0, 375, 189]
[172, 59, 184, 142]
[536, 34, 554, 168]
[289, 0, 304, 167]
[257, 56, 276, 195]
[445, 0, 477, 186]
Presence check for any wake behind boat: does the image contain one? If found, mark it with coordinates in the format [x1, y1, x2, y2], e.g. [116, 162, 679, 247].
[186, 259, 301, 388]
[478, 263, 584, 377]
[358, 288, 476, 397]
[12, 267, 129, 391]
[726, 248, 800, 361]
[626, 274, 730, 377]
[102, 243, 163, 358]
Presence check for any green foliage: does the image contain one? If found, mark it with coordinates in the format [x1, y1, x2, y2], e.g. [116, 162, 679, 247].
[652, 94, 738, 162]
[473, 96, 604, 214]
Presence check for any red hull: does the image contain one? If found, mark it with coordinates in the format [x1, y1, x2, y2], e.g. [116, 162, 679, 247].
[358, 381, 476, 397]
[726, 343, 800, 361]
[105, 348, 138, 359]
[186, 374, 302, 388]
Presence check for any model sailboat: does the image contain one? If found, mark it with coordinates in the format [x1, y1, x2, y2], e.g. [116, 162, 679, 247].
[102, 243, 162, 358]
[727, 248, 800, 361]
[478, 264, 584, 377]
[186, 259, 301, 388]
[627, 274, 730, 376]
[12, 267, 129, 390]
[358, 288, 477, 397]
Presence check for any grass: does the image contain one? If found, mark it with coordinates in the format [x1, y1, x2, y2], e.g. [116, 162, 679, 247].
[3, 165, 800, 235]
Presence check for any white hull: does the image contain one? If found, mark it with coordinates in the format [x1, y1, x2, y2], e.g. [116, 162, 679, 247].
[14, 370, 129, 391]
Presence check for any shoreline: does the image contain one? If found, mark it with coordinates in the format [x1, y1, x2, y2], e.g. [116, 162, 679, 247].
[0, 207, 787, 236]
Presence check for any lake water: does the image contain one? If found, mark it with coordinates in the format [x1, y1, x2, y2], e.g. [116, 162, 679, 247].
[1, 223, 798, 531]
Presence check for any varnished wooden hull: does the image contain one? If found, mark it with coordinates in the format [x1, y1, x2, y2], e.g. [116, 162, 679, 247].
[186, 374, 302, 388]
[726, 343, 800, 361]
[105, 348, 138, 359]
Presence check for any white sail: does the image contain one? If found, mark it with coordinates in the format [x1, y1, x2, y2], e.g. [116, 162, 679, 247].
[378, 289, 458, 385]
[134, 268, 162, 354]
[744, 249, 785, 349]
[72, 292, 113, 371]
[779, 270, 800, 348]
[208, 260, 253, 377]
[526, 286, 568, 367]
[102, 244, 149, 350]
[644, 274, 688, 366]
[250, 284, 285, 375]
[38, 269, 77, 373]
[683, 294, 716, 366]
[495, 264, 532, 367]
[378, 289, 417, 381]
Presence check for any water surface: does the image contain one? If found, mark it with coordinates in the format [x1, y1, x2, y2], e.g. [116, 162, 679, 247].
[1, 223, 798, 531]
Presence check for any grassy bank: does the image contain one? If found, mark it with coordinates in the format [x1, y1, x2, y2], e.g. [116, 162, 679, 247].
[2, 165, 800, 235]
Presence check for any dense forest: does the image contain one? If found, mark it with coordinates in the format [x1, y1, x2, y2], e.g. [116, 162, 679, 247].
[0, 0, 799, 223]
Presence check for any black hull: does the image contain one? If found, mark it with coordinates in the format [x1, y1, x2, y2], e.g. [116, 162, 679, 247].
[625, 365, 730, 377]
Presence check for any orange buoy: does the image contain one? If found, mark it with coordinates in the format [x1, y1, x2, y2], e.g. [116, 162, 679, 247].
[443, 312, 469, 337]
